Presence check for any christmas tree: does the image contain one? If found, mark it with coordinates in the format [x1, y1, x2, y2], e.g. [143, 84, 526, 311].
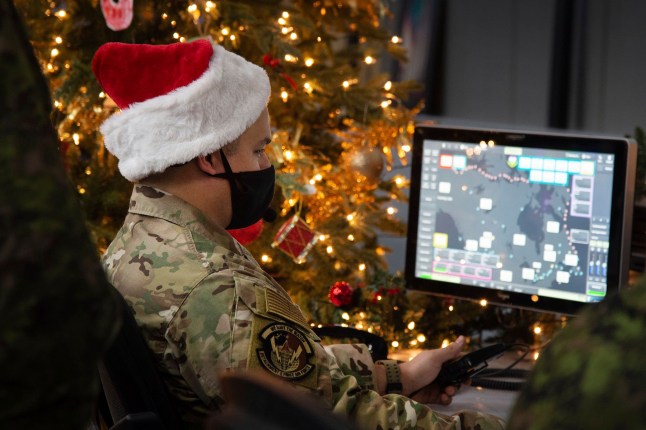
[16, 0, 557, 352]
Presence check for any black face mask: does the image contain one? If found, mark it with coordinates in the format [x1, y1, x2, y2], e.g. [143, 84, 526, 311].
[211, 149, 276, 229]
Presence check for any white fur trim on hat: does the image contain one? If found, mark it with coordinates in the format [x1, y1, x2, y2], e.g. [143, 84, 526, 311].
[100, 44, 270, 182]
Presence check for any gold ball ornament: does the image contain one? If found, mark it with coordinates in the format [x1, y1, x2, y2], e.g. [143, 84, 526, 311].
[349, 147, 385, 181]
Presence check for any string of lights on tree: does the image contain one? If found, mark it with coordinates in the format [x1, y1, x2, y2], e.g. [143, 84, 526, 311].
[17, 0, 564, 355]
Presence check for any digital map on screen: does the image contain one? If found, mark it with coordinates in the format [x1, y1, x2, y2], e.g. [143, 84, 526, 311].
[414, 139, 616, 303]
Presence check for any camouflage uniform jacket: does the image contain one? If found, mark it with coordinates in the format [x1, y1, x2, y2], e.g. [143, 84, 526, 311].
[102, 185, 505, 430]
[507, 275, 646, 430]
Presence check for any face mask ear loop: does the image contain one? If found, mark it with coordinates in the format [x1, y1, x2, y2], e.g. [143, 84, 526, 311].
[219, 148, 234, 175]
[217, 148, 241, 191]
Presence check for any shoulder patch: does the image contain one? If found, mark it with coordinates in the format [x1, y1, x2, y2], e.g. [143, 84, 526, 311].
[256, 322, 314, 380]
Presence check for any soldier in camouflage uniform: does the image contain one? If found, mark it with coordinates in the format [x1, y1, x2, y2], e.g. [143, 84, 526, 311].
[95, 40, 505, 430]
[507, 274, 646, 430]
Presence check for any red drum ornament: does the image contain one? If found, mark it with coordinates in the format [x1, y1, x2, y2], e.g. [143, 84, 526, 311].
[272, 216, 319, 264]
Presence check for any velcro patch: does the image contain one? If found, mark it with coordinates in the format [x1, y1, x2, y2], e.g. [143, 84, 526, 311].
[264, 287, 310, 330]
[256, 322, 314, 380]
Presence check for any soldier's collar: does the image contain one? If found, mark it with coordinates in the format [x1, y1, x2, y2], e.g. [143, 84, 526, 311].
[127, 185, 239, 253]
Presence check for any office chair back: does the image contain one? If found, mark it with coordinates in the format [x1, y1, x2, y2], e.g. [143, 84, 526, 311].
[312, 325, 389, 361]
[98, 291, 183, 430]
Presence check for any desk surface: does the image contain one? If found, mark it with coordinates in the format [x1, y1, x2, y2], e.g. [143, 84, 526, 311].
[430, 385, 520, 421]
[424, 349, 533, 422]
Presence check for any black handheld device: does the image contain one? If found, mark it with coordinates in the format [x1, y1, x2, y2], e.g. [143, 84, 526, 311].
[436, 343, 508, 385]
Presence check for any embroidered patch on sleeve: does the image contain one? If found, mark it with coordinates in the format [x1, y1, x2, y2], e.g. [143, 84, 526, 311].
[256, 322, 314, 380]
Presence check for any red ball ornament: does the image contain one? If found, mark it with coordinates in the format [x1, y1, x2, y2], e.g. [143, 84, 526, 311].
[329, 281, 355, 308]
[262, 53, 281, 68]
[228, 219, 263, 245]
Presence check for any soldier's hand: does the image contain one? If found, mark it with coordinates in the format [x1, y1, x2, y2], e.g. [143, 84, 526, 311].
[409, 379, 464, 405]
[399, 335, 465, 401]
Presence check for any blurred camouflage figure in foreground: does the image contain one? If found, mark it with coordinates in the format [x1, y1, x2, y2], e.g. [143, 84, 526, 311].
[507, 274, 646, 429]
[0, 1, 120, 428]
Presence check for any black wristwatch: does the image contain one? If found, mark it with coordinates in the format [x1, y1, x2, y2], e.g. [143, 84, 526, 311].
[376, 359, 403, 394]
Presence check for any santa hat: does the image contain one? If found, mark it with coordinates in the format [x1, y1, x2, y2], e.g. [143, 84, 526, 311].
[92, 39, 270, 182]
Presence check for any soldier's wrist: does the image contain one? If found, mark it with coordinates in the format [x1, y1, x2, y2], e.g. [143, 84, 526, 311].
[397, 360, 418, 397]
[375, 360, 403, 394]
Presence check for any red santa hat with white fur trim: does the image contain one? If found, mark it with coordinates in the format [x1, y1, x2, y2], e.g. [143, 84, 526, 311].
[92, 39, 270, 182]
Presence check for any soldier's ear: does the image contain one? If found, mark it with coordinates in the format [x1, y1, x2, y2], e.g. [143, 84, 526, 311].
[196, 153, 222, 175]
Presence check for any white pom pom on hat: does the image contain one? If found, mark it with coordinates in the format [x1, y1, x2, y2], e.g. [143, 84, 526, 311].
[92, 39, 270, 182]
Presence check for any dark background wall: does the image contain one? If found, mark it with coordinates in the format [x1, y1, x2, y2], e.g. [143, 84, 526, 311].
[381, 0, 646, 271]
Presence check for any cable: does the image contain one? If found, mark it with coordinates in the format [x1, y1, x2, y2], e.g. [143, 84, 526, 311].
[470, 376, 526, 391]
[477, 368, 530, 379]
[470, 343, 531, 391]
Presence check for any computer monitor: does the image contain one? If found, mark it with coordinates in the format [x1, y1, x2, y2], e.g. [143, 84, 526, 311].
[405, 124, 637, 315]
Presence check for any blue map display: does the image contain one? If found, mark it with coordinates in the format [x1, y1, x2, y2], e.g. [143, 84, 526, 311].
[415, 140, 615, 303]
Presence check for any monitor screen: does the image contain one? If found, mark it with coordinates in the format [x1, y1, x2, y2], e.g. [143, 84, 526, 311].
[405, 125, 637, 315]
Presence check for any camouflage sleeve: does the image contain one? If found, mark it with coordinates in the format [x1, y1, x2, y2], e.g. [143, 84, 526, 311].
[163, 270, 329, 406]
[163, 271, 505, 430]
[324, 343, 375, 389]
[506, 279, 646, 430]
[325, 349, 506, 430]
[163, 273, 238, 407]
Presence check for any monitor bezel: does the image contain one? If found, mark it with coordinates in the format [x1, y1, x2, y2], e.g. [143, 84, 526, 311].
[405, 124, 637, 315]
